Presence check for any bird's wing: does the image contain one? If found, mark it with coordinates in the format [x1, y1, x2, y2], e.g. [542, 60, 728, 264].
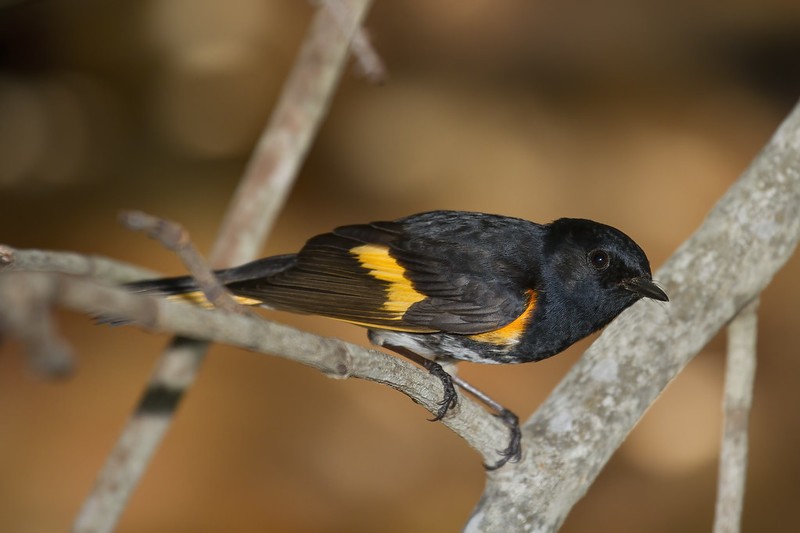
[225, 220, 534, 334]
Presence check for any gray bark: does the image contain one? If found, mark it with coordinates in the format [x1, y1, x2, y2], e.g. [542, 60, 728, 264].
[466, 101, 800, 532]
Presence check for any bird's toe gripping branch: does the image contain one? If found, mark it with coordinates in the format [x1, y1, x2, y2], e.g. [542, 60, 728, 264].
[486, 409, 521, 470]
[419, 358, 459, 421]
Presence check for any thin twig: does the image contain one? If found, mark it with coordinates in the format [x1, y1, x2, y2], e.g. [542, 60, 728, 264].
[0, 273, 74, 377]
[713, 298, 759, 533]
[72, 2, 376, 532]
[118, 210, 245, 314]
[319, 0, 387, 83]
[0, 244, 153, 376]
[0, 244, 156, 282]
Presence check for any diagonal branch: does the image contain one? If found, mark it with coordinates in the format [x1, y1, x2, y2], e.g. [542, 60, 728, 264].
[467, 101, 800, 532]
[72, 2, 376, 532]
[210, 0, 375, 266]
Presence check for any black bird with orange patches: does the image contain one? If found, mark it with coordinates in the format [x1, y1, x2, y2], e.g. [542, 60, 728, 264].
[126, 211, 668, 468]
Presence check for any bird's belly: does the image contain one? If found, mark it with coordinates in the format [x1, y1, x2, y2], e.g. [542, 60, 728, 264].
[368, 329, 523, 364]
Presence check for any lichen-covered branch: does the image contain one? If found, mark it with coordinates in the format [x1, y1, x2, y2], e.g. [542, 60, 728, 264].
[467, 100, 800, 532]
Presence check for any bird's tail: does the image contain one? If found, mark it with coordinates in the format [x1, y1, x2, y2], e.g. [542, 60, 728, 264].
[124, 254, 297, 309]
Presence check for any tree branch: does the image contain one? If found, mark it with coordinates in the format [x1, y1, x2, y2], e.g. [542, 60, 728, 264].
[209, 0, 374, 266]
[319, 0, 387, 83]
[713, 298, 759, 533]
[0, 271, 74, 376]
[119, 210, 246, 314]
[467, 101, 800, 532]
[0, 244, 156, 282]
[0, 271, 507, 464]
[71, 2, 376, 531]
[0, 245, 158, 376]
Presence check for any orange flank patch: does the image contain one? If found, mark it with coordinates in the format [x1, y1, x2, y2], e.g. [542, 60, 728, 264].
[351, 244, 427, 317]
[469, 290, 538, 346]
[167, 291, 263, 309]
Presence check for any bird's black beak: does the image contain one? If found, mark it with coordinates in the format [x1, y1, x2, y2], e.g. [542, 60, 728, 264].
[621, 276, 669, 302]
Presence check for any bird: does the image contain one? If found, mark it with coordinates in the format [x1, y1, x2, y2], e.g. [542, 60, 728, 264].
[125, 210, 668, 469]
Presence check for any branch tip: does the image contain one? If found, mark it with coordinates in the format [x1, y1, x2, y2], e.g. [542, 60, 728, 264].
[0, 244, 15, 267]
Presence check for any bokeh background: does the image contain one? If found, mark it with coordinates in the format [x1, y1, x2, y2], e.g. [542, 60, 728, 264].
[1, 1, 799, 531]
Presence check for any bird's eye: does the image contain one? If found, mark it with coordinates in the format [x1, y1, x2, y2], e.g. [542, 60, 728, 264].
[588, 249, 610, 271]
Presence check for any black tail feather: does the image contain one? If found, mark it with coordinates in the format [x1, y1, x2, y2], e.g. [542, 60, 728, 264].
[123, 254, 297, 296]
[124, 274, 199, 295]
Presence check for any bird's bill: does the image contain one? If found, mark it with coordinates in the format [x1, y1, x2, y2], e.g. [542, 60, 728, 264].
[621, 277, 669, 302]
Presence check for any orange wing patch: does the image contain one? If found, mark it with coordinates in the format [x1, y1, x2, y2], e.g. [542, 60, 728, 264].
[167, 291, 263, 309]
[351, 244, 427, 318]
[469, 290, 537, 346]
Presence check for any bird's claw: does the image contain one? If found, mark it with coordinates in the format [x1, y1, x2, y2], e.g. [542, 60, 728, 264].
[484, 409, 522, 470]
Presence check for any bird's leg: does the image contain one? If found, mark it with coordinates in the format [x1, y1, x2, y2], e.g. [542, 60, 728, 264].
[448, 374, 522, 470]
[380, 342, 521, 469]
[381, 343, 458, 421]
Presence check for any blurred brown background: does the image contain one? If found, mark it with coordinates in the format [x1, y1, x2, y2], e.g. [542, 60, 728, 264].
[1, 1, 799, 531]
